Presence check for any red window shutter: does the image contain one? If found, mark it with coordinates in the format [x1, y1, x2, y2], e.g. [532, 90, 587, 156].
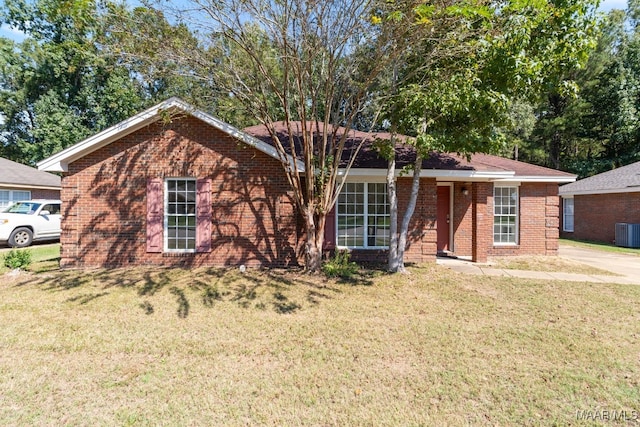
[323, 206, 336, 250]
[196, 178, 212, 253]
[146, 178, 163, 253]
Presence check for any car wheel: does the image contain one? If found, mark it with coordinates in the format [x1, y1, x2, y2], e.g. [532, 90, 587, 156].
[9, 227, 33, 248]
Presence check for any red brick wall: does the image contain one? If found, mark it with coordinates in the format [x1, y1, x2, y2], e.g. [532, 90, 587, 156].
[450, 182, 560, 259]
[562, 192, 640, 244]
[488, 183, 559, 257]
[452, 182, 473, 255]
[471, 182, 492, 262]
[31, 189, 61, 200]
[61, 117, 301, 268]
[401, 178, 437, 263]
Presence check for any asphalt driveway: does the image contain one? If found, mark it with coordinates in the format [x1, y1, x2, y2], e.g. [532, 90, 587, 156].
[559, 244, 640, 278]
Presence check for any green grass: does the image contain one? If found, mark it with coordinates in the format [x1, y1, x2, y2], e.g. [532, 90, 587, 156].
[490, 255, 620, 275]
[1, 264, 639, 425]
[0, 243, 60, 273]
[561, 238, 640, 256]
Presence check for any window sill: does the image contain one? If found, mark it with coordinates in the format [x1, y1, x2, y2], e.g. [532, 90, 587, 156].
[163, 251, 197, 257]
[336, 246, 390, 251]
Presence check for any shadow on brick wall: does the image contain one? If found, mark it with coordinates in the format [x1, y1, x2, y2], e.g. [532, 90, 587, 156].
[62, 120, 302, 268]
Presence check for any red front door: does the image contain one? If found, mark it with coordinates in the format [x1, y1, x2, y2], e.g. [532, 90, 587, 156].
[437, 186, 451, 252]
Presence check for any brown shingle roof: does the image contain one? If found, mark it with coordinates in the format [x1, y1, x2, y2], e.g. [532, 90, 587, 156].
[0, 157, 61, 189]
[243, 121, 575, 179]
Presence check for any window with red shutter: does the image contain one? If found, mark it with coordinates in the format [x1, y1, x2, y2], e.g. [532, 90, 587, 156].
[196, 178, 212, 252]
[146, 178, 163, 253]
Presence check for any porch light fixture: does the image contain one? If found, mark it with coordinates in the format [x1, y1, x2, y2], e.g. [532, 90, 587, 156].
[461, 187, 469, 196]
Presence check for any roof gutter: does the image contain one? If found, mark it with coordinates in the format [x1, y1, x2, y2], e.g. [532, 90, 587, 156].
[337, 168, 577, 183]
[0, 183, 61, 190]
[494, 175, 577, 183]
[560, 186, 640, 197]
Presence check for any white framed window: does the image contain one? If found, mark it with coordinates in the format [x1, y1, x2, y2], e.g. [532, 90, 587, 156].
[563, 197, 574, 232]
[337, 182, 389, 249]
[493, 186, 518, 244]
[164, 178, 197, 252]
[0, 190, 31, 210]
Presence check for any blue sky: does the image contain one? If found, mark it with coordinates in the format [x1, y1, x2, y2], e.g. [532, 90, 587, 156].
[0, 0, 631, 42]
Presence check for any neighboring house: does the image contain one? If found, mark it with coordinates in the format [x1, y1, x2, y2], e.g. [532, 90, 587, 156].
[559, 161, 640, 244]
[38, 98, 576, 269]
[0, 157, 61, 209]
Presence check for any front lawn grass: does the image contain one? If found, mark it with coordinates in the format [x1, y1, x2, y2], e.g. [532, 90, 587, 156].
[1, 265, 639, 425]
[489, 255, 620, 276]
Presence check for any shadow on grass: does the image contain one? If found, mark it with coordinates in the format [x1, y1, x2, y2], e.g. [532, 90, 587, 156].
[12, 265, 354, 317]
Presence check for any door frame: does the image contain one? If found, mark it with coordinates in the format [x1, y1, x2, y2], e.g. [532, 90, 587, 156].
[436, 183, 454, 253]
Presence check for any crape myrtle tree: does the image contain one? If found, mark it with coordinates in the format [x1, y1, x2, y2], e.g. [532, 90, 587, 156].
[379, 0, 599, 272]
[123, 0, 419, 272]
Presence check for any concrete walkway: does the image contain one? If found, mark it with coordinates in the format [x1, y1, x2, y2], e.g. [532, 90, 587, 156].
[438, 245, 640, 285]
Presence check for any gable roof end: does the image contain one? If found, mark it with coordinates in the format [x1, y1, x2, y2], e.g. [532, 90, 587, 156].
[559, 161, 640, 196]
[37, 98, 304, 173]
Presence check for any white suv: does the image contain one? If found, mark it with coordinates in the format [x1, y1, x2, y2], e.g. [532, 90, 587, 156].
[0, 200, 62, 248]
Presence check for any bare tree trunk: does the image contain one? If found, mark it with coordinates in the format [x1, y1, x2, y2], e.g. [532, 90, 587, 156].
[303, 206, 325, 272]
[550, 131, 561, 169]
[387, 155, 399, 272]
[395, 154, 422, 273]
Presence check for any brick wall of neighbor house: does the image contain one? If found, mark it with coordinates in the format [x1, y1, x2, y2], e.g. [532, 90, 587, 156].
[31, 188, 61, 200]
[60, 117, 301, 268]
[0, 187, 60, 200]
[561, 192, 640, 244]
[450, 182, 560, 259]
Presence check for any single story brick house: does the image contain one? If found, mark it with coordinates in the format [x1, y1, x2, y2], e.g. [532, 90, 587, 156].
[559, 161, 640, 244]
[38, 98, 576, 268]
[0, 157, 61, 209]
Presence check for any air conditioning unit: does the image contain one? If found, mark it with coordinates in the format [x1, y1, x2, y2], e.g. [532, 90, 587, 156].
[615, 223, 640, 248]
